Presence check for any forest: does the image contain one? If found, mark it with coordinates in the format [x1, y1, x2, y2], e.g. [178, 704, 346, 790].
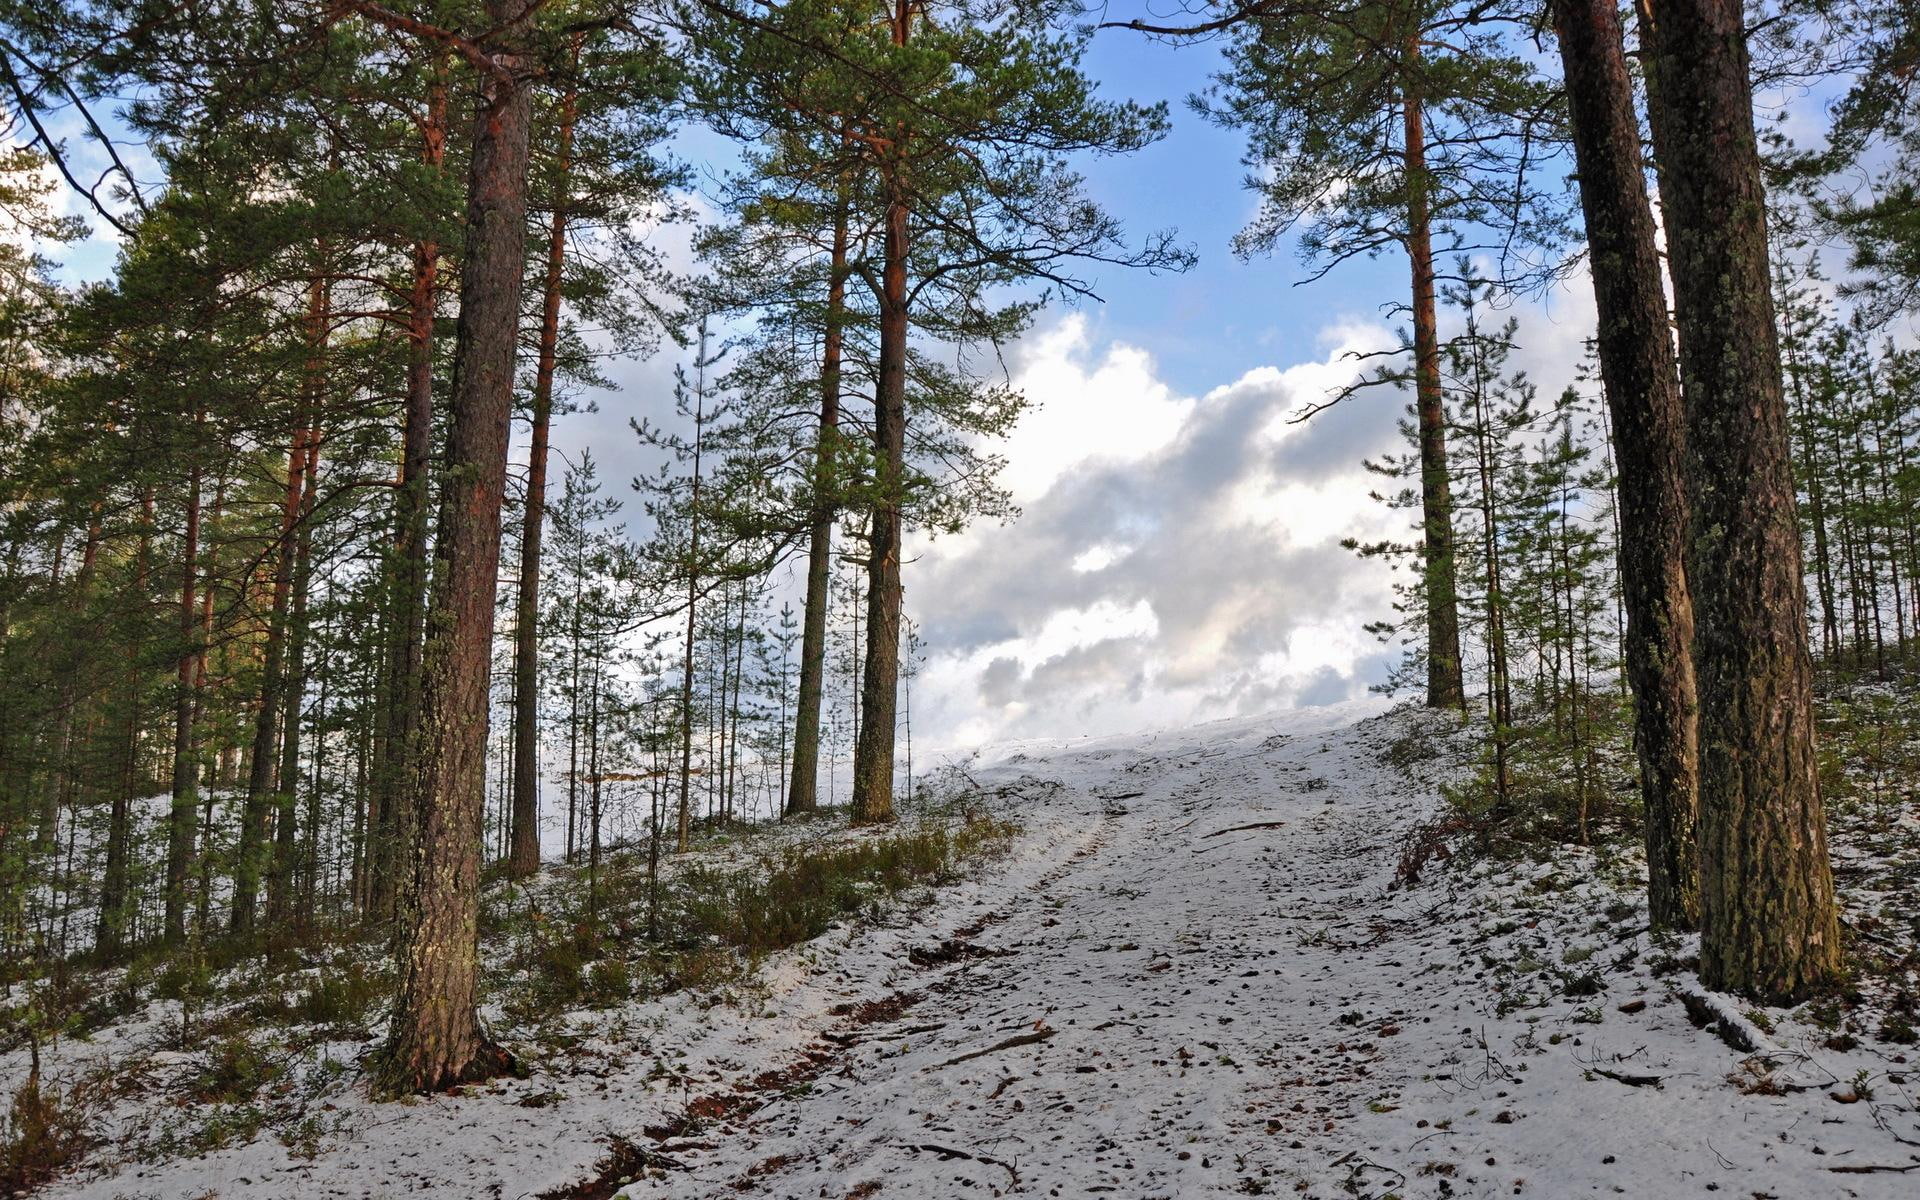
[0, 0, 1917, 1197]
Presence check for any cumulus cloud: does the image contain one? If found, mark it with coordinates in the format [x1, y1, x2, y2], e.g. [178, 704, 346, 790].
[905, 314, 1417, 752]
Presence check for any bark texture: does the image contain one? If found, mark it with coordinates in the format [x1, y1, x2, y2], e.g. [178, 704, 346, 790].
[382, 22, 531, 1092]
[1551, 0, 1701, 931]
[1639, 0, 1839, 999]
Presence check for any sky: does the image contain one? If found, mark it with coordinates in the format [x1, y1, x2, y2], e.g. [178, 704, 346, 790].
[29, 13, 1632, 758]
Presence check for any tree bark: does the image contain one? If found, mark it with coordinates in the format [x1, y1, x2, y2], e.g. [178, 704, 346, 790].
[381, 12, 531, 1093]
[509, 40, 580, 879]
[1551, 0, 1701, 930]
[1639, 0, 1839, 1000]
[1402, 55, 1466, 712]
[787, 195, 848, 818]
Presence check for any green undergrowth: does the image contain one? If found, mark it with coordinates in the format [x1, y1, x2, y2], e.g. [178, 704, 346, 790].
[494, 798, 1021, 1023]
[3, 788, 1020, 1189]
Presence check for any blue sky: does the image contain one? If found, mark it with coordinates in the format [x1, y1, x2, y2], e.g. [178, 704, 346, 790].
[1060, 26, 1412, 396]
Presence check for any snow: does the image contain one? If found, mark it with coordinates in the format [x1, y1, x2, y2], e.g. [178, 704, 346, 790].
[11, 697, 1919, 1198]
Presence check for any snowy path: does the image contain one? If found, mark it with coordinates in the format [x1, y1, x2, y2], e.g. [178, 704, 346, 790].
[649, 702, 1431, 1198]
[636, 701, 1920, 1200]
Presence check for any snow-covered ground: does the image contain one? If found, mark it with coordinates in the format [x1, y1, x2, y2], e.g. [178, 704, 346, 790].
[13, 697, 1920, 1198]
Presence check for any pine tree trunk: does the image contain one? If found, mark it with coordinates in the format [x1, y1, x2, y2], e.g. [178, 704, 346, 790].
[98, 501, 146, 955]
[269, 430, 320, 923]
[852, 69, 910, 825]
[677, 385, 704, 853]
[509, 44, 579, 880]
[1639, 0, 1839, 1000]
[372, 67, 448, 923]
[1781, 312, 1840, 661]
[788, 198, 847, 818]
[232, 420, 313, 934]
[1402, 56, 1466, 711]
[381, 15, 531, 1093]
[1552, 0, 1701, 930]
[163, 444, 202, 943]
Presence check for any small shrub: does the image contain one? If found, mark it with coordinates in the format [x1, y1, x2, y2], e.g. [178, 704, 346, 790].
[297, 961, 381, 1027]
[585, 958, 634, 1006]
[193, 1034, 279, 1104]
[0, 1071, 94, 1194]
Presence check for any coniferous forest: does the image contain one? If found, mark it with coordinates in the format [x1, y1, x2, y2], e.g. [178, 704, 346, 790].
[0, 1, 1918, 1197]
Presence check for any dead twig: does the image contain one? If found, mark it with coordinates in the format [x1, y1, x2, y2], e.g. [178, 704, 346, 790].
[924, 1028, 1056, 1071]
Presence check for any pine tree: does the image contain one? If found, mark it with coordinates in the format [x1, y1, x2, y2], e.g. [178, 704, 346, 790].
[1122, 0, 1573, 712]
[1640, 0, 1840, 1001]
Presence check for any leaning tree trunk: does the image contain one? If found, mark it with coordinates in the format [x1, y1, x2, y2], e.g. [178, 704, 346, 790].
[509, 40, 580, 879]
[1551, 0, 1701, 931]
[1402, 57, 1466, 712]
[381, 13, 532, 1094]
[787, 195, 848, 818]
[1639, 0, 1839, 1000]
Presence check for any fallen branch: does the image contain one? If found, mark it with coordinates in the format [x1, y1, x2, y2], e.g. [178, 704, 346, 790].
[1201, 820, 1289, 839]
[1591, 1067, 1663, 1088]
[924, 1028, 1056, 1071]
[1828, 1162, 1920, 1174]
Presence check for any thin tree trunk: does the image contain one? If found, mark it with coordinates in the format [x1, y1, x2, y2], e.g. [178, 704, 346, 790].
[270, 426, 321, 922]
[677, 325, 708, 852]
[96, 505, 139, 956]
[509, 40, 580, 879]
[1400, 45, 1465, 712]
[381, 10, 532, 1093]
[232, 412, 313, 935]
[788, 196, 847, 817]
[1553, 0, 1701, 929]
[373, 64, 448, 923]
[163, 436, 203, 943]
[1639, 0, 1838, 1000]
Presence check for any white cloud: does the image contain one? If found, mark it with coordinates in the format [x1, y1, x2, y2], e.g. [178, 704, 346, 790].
[904, 314, 1410, 754]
